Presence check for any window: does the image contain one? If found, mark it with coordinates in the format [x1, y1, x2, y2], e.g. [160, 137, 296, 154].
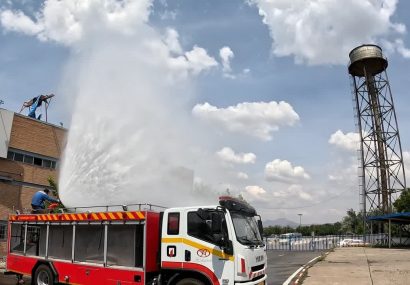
[7, 151, 14, 160]
[231, 212, 263, 246]
[33, 157, 42, 166]
[187, 210, 225, 245]
[14, 153, 24, 162]
[0, 221, 7, 241]
[167, 213, 180, 235]
[6, 149, 58, 169]
[43, 160, 52, 168]
[24, 155, 34, 164]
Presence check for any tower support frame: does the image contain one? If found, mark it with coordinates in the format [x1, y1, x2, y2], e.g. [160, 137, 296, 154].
[349, 45, 406, 232]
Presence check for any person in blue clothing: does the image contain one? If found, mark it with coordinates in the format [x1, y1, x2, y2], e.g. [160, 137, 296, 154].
[31, 188, 60, 213]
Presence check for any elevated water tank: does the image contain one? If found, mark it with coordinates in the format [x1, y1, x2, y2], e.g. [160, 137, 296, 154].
[348, 44, 387, 77]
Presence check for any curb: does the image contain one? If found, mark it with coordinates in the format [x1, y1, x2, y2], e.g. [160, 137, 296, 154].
[282, 251, 330, 285]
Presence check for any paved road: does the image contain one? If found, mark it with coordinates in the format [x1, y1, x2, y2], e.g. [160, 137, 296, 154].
[0, 251, 321, 285]
[266, 250, 322, 285]
[0, 273, 30, 284]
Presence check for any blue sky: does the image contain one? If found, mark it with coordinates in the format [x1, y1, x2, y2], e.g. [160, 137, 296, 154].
[1, 0, 410, 224]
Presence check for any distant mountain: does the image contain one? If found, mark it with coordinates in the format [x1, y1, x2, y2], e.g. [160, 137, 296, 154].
[263, 218, 299, 228]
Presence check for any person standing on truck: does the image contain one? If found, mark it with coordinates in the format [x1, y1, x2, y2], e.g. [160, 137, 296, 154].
[31, 188, 59, 213]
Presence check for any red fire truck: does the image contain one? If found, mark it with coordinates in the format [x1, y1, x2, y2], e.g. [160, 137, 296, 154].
[4, 197, 267, 285]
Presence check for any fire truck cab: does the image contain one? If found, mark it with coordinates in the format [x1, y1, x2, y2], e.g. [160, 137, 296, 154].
[5, 197, 267, 285]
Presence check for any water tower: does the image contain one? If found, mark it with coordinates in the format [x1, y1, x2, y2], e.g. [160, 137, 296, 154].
[348, 44, 406, 228]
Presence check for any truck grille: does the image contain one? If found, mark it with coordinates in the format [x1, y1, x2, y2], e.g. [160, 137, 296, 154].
[251, 264, 265, 272]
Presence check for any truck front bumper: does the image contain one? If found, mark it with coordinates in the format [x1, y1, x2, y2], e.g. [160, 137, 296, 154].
[235, 274, 267, 285]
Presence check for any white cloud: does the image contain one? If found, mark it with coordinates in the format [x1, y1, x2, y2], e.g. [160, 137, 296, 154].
[265, 159, 310, 183]
[403, 151, 410, 176]
[0, 1, 219, 79]
[166, 45, 218, 79]
[288, 184, 313, 201]
[0, 0, 152, 46]
[0, 10, 43, 36]
[164, 28, 182, 54]
[328, 163, 357, 183]
[395, 39, 410, 58]
[183, 46, 218, 74]
[217, 147, 256, 165]
[329, 130, 359, 152]
[271, 184, 313, 201]
[243, 185, 267, 202]
[192, 101, 299, 141]
[160, 10, 177, 20]
[241, 184, 313, 202]
[249, 0, 407, 65]
[219, 46, 235, 78]
[237, 172, 249, 180]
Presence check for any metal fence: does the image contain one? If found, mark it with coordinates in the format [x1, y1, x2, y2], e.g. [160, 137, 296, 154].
[264, 234, 410, 251]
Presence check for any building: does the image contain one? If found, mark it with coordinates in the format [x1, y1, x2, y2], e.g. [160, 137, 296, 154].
[0, 108, 67, 255]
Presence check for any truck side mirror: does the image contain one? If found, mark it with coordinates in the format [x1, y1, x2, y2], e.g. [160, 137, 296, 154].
[224, 240, 233, 255]
[257, 219, 264, 236]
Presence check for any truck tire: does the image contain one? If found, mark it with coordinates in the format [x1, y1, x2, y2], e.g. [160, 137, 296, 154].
[33, 265, 55, 285]
[176, 278, 205, 285]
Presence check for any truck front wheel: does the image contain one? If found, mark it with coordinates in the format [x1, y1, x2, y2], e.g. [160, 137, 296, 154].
[176, 278, 205, 285]
[33, 265, 55, 285]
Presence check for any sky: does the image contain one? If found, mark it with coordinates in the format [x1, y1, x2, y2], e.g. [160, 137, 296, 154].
[1, 0, 410, 224]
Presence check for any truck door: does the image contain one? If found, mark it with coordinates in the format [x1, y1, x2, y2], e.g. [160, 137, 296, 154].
[162, 210, 235, 285]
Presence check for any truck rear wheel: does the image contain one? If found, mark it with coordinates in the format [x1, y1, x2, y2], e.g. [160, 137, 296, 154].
[176, 278, 205, 285]
[34, 265, 55, 285]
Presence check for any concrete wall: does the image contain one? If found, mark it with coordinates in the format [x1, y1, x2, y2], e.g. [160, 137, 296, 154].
[0, 109, 14, 159]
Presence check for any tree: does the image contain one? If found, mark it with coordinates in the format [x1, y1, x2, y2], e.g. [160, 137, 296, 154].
[47, 176, 64, 212]
[47, 176, 59, 197]
[341, 209, 363, 234]
[393, 188, 410, 212]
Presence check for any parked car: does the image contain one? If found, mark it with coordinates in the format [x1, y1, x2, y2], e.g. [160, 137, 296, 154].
[339, 238, 367, 247]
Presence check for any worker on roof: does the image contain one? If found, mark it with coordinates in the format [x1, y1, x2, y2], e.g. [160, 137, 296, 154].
[31, 188, 59, 213]
[20, 94, 54, 120]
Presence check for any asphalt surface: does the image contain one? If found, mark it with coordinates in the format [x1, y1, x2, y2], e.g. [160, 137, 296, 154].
[266, 250, 323, 285]
[0, 273, 30, 285]
[0, 250, 321, 285]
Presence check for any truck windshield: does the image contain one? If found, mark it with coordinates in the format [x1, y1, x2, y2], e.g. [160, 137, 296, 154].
[231, 212, 263, 246]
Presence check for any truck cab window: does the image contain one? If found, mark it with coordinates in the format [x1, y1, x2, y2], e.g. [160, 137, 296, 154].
[187, 211, 225, 245]
[167, 213, 180, 235]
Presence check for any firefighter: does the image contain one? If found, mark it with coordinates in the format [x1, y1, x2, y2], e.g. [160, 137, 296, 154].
[31, 188, 59, 213]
